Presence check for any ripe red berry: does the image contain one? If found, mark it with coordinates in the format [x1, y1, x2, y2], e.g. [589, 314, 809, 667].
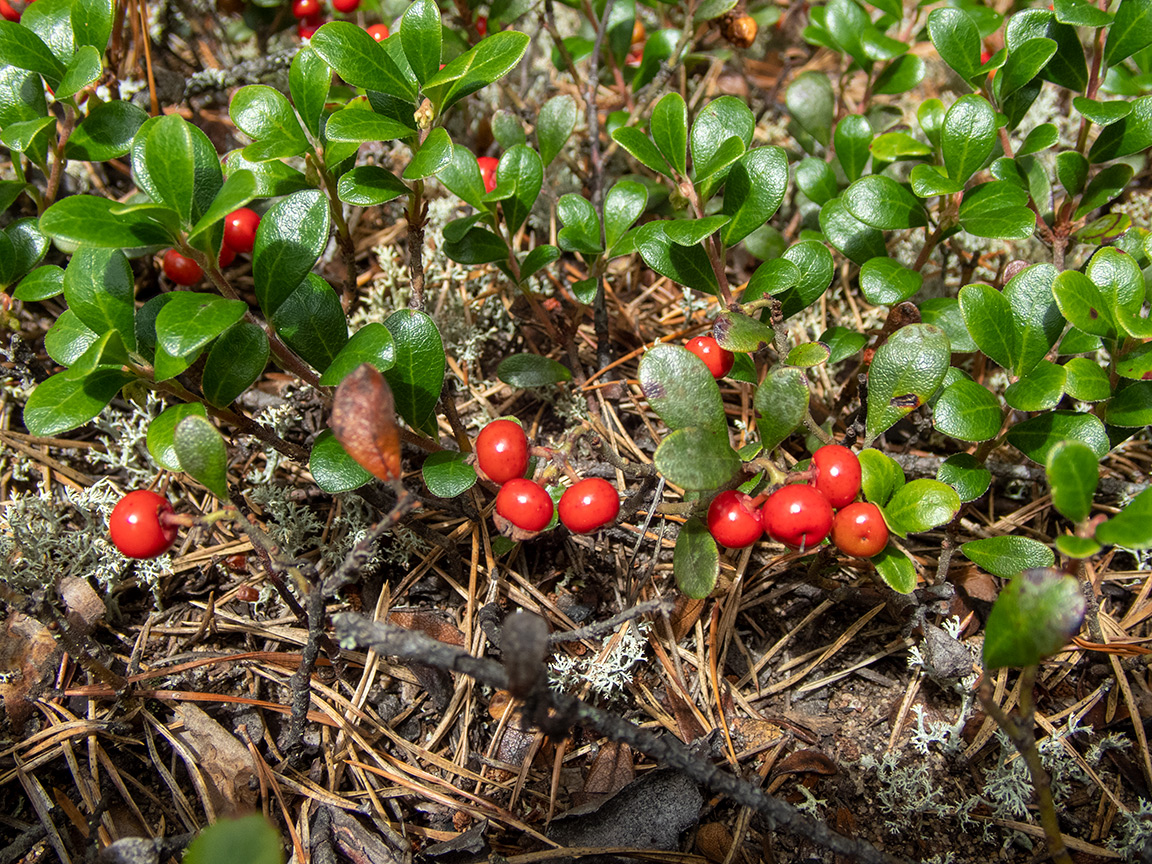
[496, 478, 554, 532]
[476, 15, 487, 36]
[223, 207, 260, 254]
[761, 484, 834, 551]
[109, 490, 178, 559]
[162, 249, 202, 286]
[477, 156, 498, 194]
[366, 22, 390, 40]
[0, 0, 21, 22]
[219, 243, 236, 268]
[685, 335, 734, 378]
[292, 0, 319, 18]
[810, 444, 861, 509]
[298, 14, 323, 37]
[832, 502, 889, 558]
[333, 0, 359, 11]
[559, 478, 620, 534]
[475, 419, 529, 484]
[707, 490, 763, 549]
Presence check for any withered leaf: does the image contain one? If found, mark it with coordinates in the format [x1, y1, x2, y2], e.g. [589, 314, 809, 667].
[330, 364, 402, 483]
[772, 748, 838, 777]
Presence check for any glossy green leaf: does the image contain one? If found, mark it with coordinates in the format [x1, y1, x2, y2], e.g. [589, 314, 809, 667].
[0, 67, 46, 129]
[818, 198, 886, 265]
[751, 366, 808, 451]
[883, 479, 960, 536]
[23, 368, 133, 436]
[795, 158, 839, 206]
[958, 180, 1035, 239]
[819, 326, 867, 365]
[185, 816, 282, 864]
[310, 21, 417, 101]
[612, 126, 671, 176]
[872, 546, 917, 593]
[1073, 97, 1130, 127]
[226, 151, 311, 198]
[252, 190, 329, 318]
[422, 450, 477, 498]
[998, 37, 1056, 99]
[650, 92, 688, 177]
[310, 429, 373, 493]
[777, 241, 835, 319]
[404, 126, 453, 180]
[147, 403, 208, 472]
[337, 166, 409, 206]
[1096, 488, 1152, 549]
[325, 106, 414, 144]
[927, 7, 982, 81]
[786, 342, 830, 367]
[937, 453, 991, 502]
[142, 114, 206, 228]
[487, 143, 542, 235]
[270, 274, 348, 372]
[1016, 123, 1058, 156]
[674, 517, 719, 599]
[1106, 381, 1152, 427]
[1005, 10, 1087, 92]
[1006, 410, 1109, 463]
[963, 535, 1055, 578]
[721, 146, 788, 245]
[604, 180, 647, 251]
[786, 71, 834, 147]
[858, 448, 905, 507]
[537, 94, 577, 167]
[1105, 0, 1152, 64]
[70, 0, 113, 52]
[14, 264, 64, 302]
[834, 115, 871, 183]
[640, 344, 727, 435]
[873, 54, 926, 95]
[858, 257, 922, 305]
[289, 46, 330, 137]
[44, 310, 97, 367]
[68, 329, 130, 375]
[1004, 360, 1067, 411]
[655, 427, 740, 491]
[557, 194, 603, 255]
[942, 95, 996, 184]
[442, 226, 508, 265]
[491, 110, 525, 149]
[1052, 270, 1117, 338]
[40, 195, 170, 249]
[910, 164, 963, 198]
[1061, 358, 1110, 402]
[319, 323, 396, 386]
[202, 323, 269, 408]
[519, 245, 559, 283]
[1116, 342, 1152, 380]
[1053, 0, 1113, 26]
[1089, 96, 1152, 162]
[636, 222, 719, 296]
[865, 324, 951, 443]
[1077, 164, 1134, 219]
[2, 218, 47, 287]
[933, 379, 1002, 441]
[400, 0, 442, 85]
[0, 20, 65, 83]
[422, 30, 529, 113]
[983, 568, 1085, 669]
[497, 354, 572, 387]
[1045, 440, 1098, 523]
[1056, 535, 1102, 557]
[437, 143, 489, 211]
[691, 97, 755, 182]
[231, 85, 309, 161]
[713, 311, 774, 353]
[156, 293, 247, 359]
[173, 415, 230, 499]
[382, 309, 445, 430]
[188, 170, 258, 242]
[61, 247, 136, 350]
[55, 44, 101, 99]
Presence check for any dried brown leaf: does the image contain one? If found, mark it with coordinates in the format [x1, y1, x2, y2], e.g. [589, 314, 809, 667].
[575, 742, 634, 807]
[330, 364, 402, 482]
[772, 749, 838, 777]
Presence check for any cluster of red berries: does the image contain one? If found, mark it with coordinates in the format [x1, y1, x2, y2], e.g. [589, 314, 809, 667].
[161, 208, 261, 286]
[109, 490, 179, 559]
[706, 445, 888, 558]
[291, 0, 366, 38]
[476, 420, 620, 535]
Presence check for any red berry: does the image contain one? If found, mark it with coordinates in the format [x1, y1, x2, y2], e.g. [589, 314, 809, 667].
[559, 478, 620, 534]
[707, 490, 763, 549]
[366, 22, 390, 40]
[832, 502, 889, 558]
[333, 0, 359, 11]
[162, 249, 202, 286]
[685, 335, 734, 378]
[109, 491, 178, 559]
[0, 0, 20, 21]
[476, 15, 487, 36]
[236, 585, 260, 601]
[810, 444, 861, 509]
[292, 0, 319, 18]
[219, 243, 236, 268]
[223, 207, 260, 254]
[761, 485, 834, 551]
[298, 14, 323, 37]
[475, 419, 529, 484]
[477, 156, 499, 194]
[496, 478, 553, 532]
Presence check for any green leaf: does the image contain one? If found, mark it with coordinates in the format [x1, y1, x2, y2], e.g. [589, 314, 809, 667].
[289, 46, 331, 137]
[422, 30, 529, 113]
[1056, 535, 1102, 558]
[1095, 488, 1152, 549]
[0, 67, 46, 129]
[958, 180, 1035, 239]
[795, 158, 839, 206]
[834, 115, 872, 183]
[927, 7, 982, 81]
[639, 344, 727, 435]
[0, 20, 65, 83]
[422, 450, 477, 498]
[437, 143, 489, 211]
[404, 126, 453, 180]
[14, 264, 64, 302]
[173, 415, 230, 499]
[487, 143, 542, 235]
[62, 247, 137, 350]
[1073, 97, 1130, 127]
[963, 535, 1056, 578]
[325, 106, 414, 144]
[933, 379, 1003, 442]
[786, 342, 830, 367]
[819, 326, 867, 364]
[713, 311, 774, 353]
[537, 94, 577, 167]
[1105, 0, 1152, 65]
[883, 479, 961, 536]
[777, 241, 835, 318]
[786, 71, 834, 147]
[2, 218, 47, 287]
[45, 310, 98, 367]
[691, 97, 755, 184]
[40, 195, 170, 249]
[859, 448, 905, 507]
[674, 517, 719, 599]
[1062, 357, 1111, 402]
[147, 403, 208, 472]
[310, 21, 417, 101]
[1004, 359, 1067, 411]
[310, 429, 373, 493]
[942, 95, 996, 184]
[818, 198, 886, 265]
[720, 146, 789, 245]
[859, 257, 922, 305]
[873, 54, 926, 95]
[188, 170, 258, 242]
[55, 44, 101, 100]
[23, 368, 133, 436]
[604, 180, 647, 252]
[937, 452, 991, 502]
[1045, 440, 1098, 523]
[497, 354, 572, 387]
[142, 114, 210, 228]
[270, 274, 348, 372]
[1016, 123, 1058, 156]
[17, 0, 75, 66]
[185, 817, 282, 864]
[1005, 10, 1087, 93]
[655, 427, 740, 490]
[1089, 97, 1152, 162]
[336, 166, 408, 207]
[612, 126, 671, 177]
[226, 151, 311, 198]
[252, 190, 330, 318]
[442, 225, 508, 265]
[910, 164, 964, 198]
[1006, 410, 1109, 463]
[1116, 342, 1152, 380]
[382, 309, 445, 430]
[1077, 164, 1134, 219]
[636, 222, 719, 296]
[998, 37, 1057, 100]
[201, 322, 269, 408]
[520, 245, 560, 283]
[1053, 0, 1113, 26]
[401, 0, 442, 85]
[873, 546, 917, 593]
[231, 85, 309, 161]
[319, 323, 396, 385]
[753, 366, 809, 450]
[983, 568, 1085, 669]
[1106, 381, 1152, 427]
[156, 293, 248, 359]
[557, 194, 603, 255]
[1, 116, 56, 166]
[920, 297, 977, 352]
[70, 0, 113, 52]
[865, 324, 951, 443]
[1052, 270, 1117, 338]
[650, 92, 688, 177]
[68, 329, 130, 374]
